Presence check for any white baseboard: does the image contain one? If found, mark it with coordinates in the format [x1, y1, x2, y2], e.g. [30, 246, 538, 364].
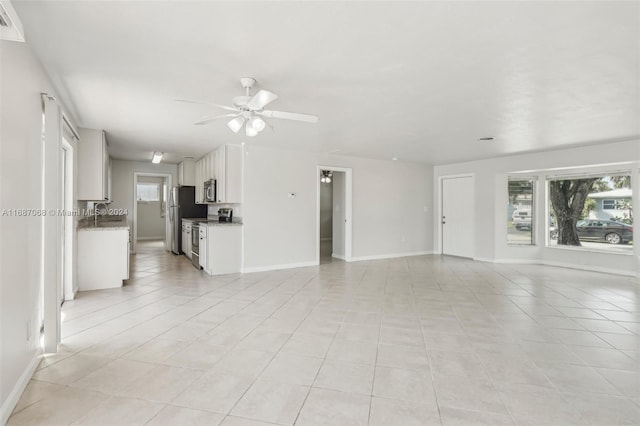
[1, 351, 41, 425]
[475, 257, 539, 265]
[331, 253, 345, 260]
[474, 257, 638, 277]
[242, 261, 318, 274]
[351, 251, 433, 262]
[541, 260, 638, 277]
[320, 237, 332, 242]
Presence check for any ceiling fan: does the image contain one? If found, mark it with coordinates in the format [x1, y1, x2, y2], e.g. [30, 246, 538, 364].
[177, 77, 319, 137]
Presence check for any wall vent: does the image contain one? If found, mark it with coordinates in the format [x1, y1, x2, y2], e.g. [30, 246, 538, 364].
[0, 1, 25, 42]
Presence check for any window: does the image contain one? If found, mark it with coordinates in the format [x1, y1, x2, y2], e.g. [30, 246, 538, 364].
[508, 178, 534, 245]
[137, 183, 160, 202]
[548, 174, 632, 253]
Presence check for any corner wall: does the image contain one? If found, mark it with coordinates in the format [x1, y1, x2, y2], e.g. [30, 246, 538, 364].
[0, 40, 65, 422]
[434, 140, 640, 276]
[241, 145, 433, 270]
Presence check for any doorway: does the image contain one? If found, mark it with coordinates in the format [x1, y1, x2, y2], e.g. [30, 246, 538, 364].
[133, 173, 171, 254]
[316, 166, 353, 264]
[440, 175, 475, 258]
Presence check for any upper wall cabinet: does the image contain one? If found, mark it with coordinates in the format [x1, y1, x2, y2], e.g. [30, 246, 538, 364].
[195, 144, 243, 204]
[78, 128, 110, 201]
[178, 159, 196, 186]
[216, 144, 243, 204]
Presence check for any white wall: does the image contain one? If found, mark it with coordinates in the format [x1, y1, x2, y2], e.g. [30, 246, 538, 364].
[0, 39, 73, 422]
[319, 178, 333, 240]
[242, 145, 433, 270]
[434, 140, 640, 275]
[110, 160, 177, 231]
[136, 176, 166, 240]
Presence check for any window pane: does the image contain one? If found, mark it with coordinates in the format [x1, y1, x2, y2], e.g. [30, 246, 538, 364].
[508, 179, 534, 245]
[548, 175, 632, 253]
[137, 183, 160, 201]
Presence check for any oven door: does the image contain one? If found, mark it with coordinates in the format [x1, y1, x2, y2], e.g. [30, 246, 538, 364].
[191, 224, 201, 269]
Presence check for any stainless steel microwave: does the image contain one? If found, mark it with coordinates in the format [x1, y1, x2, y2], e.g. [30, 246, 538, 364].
[204, 179, 217, 203]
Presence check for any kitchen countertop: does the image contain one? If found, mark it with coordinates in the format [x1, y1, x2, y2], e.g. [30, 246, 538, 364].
[79, 215, 130, 231]
[182, 217, 243, 226]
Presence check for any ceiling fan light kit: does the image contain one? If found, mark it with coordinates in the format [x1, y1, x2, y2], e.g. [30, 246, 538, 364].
[179, 77, 318, 137]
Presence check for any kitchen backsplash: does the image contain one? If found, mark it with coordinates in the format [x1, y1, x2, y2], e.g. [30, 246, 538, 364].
[208, 203, 242, 219]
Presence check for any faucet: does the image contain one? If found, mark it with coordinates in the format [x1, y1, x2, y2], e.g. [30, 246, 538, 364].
[94, 202, 107, 226]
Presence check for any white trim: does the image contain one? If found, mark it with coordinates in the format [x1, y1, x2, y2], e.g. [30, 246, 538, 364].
[132, 172, 172, 254]
[0, 352, 41, 425]
[331, 253, 345, 260]
[60, 139, 74, 302]
[242, 261, 318, 274]
[351, 251, 433, 262]
[473, 256, 637, 277]
[541, 260, 638, 277]
[474, 257, 539, 264]
[316, 166, 353, 264]
[320, 237, 332, 242]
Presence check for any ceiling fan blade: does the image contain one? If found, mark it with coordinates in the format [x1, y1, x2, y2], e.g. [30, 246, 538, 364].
[194, 113, 240, 126]
[247, 90, 278, 110]
[175, 99, 239, 112]
[261, 110, 319, 123]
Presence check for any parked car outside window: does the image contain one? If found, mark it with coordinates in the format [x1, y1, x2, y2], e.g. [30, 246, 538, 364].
[512, 209, 532, 230]
[576, 220, 633, 244]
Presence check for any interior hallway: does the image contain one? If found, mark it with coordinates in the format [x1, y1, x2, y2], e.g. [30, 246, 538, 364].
[8, 247, 640, 425]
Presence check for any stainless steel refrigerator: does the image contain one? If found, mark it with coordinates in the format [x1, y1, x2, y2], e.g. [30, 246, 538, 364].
[169, 186, 207, 254]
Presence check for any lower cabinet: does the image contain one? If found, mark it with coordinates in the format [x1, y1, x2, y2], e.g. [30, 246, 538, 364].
[78, 228, 129, 290]
[205, 224, 242, 275]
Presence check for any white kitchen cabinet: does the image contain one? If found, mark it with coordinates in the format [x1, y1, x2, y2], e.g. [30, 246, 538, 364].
[205, 224, 242, 275]
[214, 144, 243, 203]
[181, 220, 192, 259]
[78, 228, 129, 290]
[78, 128, 111, 201]
[205, 151, 215, 181]
[178, 159, 196, 186]
[194, 158, 203, 204]
[194, 144, 243, 204]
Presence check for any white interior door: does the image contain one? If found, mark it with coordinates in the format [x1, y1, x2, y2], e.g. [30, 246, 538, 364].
[442, 176, 474, 258]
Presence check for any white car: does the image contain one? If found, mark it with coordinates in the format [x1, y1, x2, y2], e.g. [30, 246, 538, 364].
[512, 209, 532, 230]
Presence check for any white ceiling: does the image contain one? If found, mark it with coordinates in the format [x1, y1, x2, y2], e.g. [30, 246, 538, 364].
[13, 1, 640, 165]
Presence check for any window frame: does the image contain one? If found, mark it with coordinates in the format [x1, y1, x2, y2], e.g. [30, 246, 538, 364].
[507, 177, 536, 246]
[545, 170, 633, 255]
[136, 182, 161, 202]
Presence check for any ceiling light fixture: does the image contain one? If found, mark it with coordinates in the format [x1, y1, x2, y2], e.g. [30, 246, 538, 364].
[151, 152, 163, 164]
[478, 137, 495, 141]
[228, 116, 245, 133]
[320, 170, 333, 183]
[245, 124, 258, 137]
[249, 116, 266, 132]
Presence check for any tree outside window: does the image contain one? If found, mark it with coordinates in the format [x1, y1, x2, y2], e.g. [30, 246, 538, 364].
[548, 175, 632, 251]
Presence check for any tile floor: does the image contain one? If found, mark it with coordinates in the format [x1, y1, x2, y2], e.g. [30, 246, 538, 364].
[8, 241, 640, 425]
